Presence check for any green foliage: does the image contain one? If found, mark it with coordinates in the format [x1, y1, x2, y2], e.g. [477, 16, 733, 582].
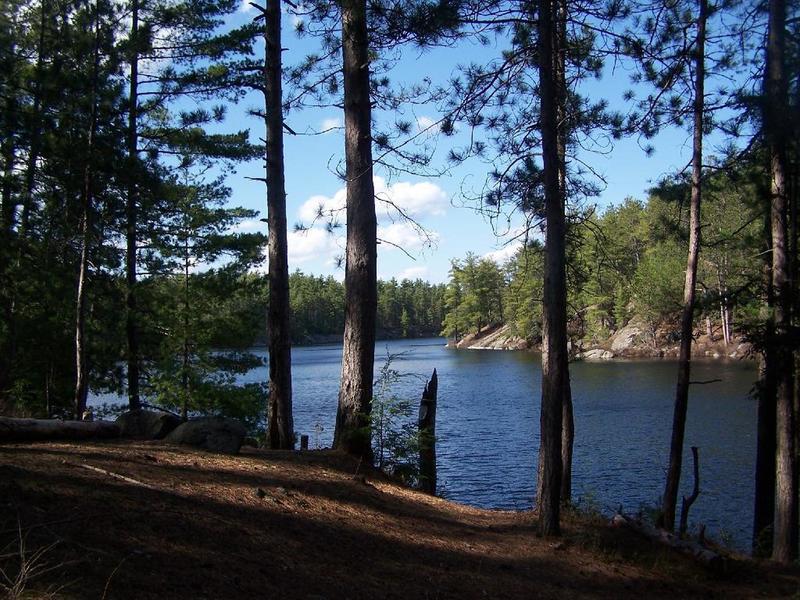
[371, 352, 422, 485]
[440, 253, 504, 338]
[631, 241, 686, 333]
[138, 159, 268, 424]
[503, 244, 544, 342]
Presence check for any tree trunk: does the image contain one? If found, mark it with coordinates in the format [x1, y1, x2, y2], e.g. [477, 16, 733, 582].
[264, 0, 294, 449]
[0, 108, 16, 236]
[561, 382, 574, 504]
[536, 0, 567, 537]
[661, 0, 706, 532]
[753, 351, 777, 556]
[74, 0, 101, 419]
[555, 0, 573, 507]
[20, 0, 49, 235]
[333, 0, 377, 458]
[765, 0, 797, 563]
[181, 237, 190, 422]
[125, 0, 141, 411]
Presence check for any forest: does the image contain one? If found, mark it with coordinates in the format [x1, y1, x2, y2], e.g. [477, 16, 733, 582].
[1, 0, 799, 582]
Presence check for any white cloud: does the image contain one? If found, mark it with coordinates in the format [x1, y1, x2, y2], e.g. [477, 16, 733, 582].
[378, 222, 439, 252]
[298, 189, 347, 224]
[483, 242, 522, 265]
[320, 117, 342, 133]
[239, 0, 254, 12]
[298, 177, 448, 226]
[230, 218, 263, 233]
[416, 116, 436, 132]
[287, 227, 341, 264]
[397, 266, 429, 281]
[374, 177, 448, 219]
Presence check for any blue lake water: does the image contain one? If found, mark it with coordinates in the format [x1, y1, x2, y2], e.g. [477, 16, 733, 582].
[92, 337, 759, 550]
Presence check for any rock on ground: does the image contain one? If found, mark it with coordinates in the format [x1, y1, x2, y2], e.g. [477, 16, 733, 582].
[116, 409, 181, 440]
[578, 348, 615, 361]
[165, 416, 247, 454]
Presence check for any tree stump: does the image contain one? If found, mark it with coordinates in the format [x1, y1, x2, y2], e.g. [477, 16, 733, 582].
[418, 369, 437, 494]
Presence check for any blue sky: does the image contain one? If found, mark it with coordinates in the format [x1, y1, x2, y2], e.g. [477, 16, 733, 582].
[215, 3, 744, 284]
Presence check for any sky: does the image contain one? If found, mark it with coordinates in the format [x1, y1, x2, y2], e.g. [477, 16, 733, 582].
[210, 3, 741, 284]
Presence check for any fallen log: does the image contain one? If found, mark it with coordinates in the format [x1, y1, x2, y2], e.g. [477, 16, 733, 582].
[0, 417, 120, 443]
[610, 512, 724, 569]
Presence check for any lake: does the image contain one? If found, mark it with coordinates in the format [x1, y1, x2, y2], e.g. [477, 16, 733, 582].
[93, 337, 760, 550]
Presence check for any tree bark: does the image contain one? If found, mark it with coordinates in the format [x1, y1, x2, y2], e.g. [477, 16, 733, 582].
[765, 0, 797, 564]
[181, 236, 190, 421]
[754, 203, 777, 556]
[264, 0, 294, 450]
[73, 0, 101, 419]
[753, 351, 777, 555]
[661, 0, 706, 532]
[125, 0, 141, 411]
[555, 0, 573, 507]
[20, 0, 49, 236]
[561, 382, 573, 504]
[536, 0, 567, 537]
[333, 0, 377, 458]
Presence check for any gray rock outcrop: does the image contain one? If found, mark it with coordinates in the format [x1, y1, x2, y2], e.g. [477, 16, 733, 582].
[610, 322, 646, 353]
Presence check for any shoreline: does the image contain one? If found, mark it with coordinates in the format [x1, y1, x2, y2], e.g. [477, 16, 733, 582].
[444, 322, 753, 362]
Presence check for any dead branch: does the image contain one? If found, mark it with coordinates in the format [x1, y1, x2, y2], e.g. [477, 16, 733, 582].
[73, 464, 155, 490]
[679, 446, 700, 536]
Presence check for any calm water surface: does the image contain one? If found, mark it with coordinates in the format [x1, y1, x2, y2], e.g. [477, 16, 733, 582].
[95, 337, 759, 550]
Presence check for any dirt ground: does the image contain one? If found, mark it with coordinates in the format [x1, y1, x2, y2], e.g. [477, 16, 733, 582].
[0, 441, 797, 599]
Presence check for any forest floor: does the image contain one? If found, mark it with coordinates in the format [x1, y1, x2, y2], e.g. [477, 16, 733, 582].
[0, 441, 797, 599]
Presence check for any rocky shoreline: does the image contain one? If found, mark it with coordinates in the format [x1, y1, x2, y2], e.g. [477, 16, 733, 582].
[446, 321, 752, 361]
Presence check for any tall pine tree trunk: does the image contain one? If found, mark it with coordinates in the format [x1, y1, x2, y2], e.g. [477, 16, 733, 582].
[264, 0, 294, 449]
[125, 0, 141, 411]
[661, 0, 706, 532]
[181, 235, 190, 421]
[333, 0, 377, 458]
[754, 349, 777, 554]
[754, 202, 777, 556]
[536, 0, 567, 537]
[555, 0, 573, 506]
[74, 0, 101, 419]
[765, 0, 797, 563]
[20, 0, 48, 235]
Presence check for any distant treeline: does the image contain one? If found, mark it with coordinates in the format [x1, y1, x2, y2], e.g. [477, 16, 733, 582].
[142, 271, 447, 347]
[288, 273, 446, 341]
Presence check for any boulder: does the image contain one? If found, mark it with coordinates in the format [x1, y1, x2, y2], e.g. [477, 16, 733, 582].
[579, 348, 615, 361]
[165, 416, 247, 454]
[116, 409, 181, 440]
